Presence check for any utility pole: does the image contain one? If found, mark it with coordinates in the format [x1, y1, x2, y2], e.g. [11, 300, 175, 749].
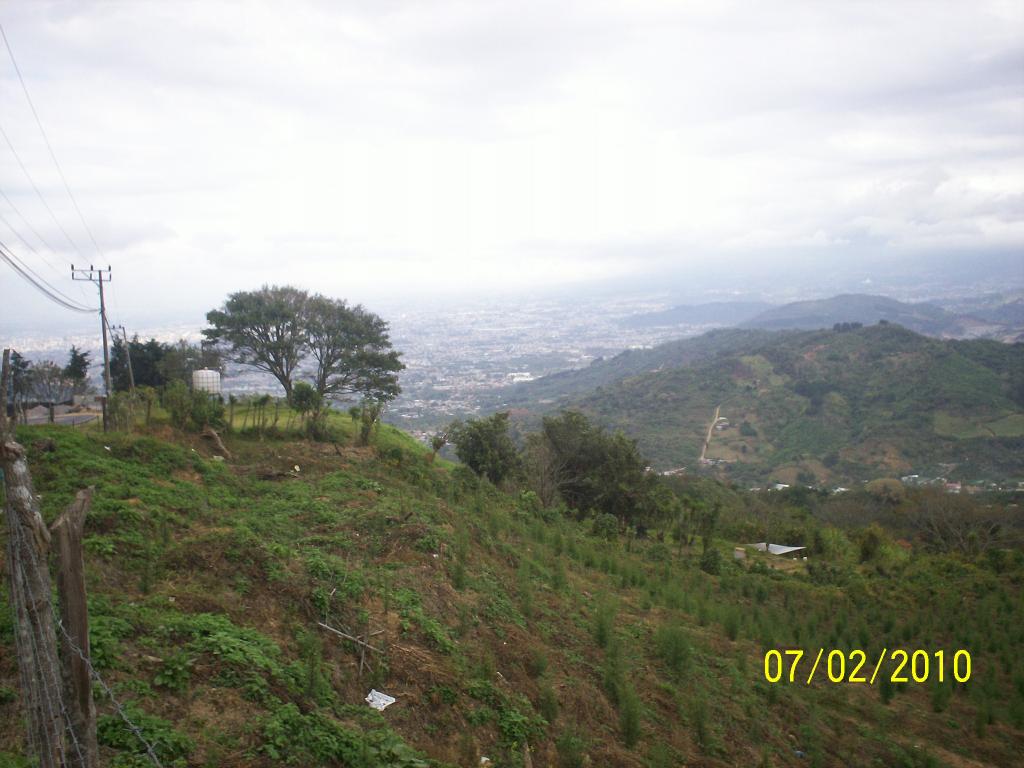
[71, 265, 112, 431]
[113, 325, 136, 395]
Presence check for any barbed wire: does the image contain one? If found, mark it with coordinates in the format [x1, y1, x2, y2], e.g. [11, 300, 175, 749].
[53, 616, 165, 768]
[8, 519, 78, 767]
[5, 495, 164, 768]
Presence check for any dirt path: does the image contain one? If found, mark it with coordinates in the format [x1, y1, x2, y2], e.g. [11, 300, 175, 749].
[700, 404, 720, 462]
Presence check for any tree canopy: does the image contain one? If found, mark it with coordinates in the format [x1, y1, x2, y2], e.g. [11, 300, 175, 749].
[449, 412, 520, 485]
[528, 410, 670, 524]
[111, 336, 220, 392]
[204, 285, 308, 399]
[305, 294, 402, 401]
[204, 285, 403, 404]
[63, 346, 91, 393]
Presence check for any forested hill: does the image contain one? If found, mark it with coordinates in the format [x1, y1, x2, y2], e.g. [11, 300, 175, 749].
[739, 293, 1014, 339]
[494, 328, 786, 408]
[496, 324, 1024, 485]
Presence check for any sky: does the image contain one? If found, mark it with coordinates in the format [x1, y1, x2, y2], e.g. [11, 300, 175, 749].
[0, 0, 1022, 334]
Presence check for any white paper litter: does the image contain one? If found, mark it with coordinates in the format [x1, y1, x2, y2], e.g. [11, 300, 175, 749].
[365, 689, 396, 711]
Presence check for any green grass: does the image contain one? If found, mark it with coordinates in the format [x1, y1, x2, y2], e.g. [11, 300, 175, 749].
[0, 422, 1021, 767]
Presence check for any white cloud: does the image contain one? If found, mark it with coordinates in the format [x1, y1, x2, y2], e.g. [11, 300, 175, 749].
[0, 0, 1021, 329]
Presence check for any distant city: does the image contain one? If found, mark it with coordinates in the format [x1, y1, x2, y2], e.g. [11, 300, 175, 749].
[8, 273, 1024, 448]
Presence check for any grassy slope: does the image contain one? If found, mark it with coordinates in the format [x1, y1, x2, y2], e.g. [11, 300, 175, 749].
[538, 325, 1023, 483]
[0, 417, 1022, 767]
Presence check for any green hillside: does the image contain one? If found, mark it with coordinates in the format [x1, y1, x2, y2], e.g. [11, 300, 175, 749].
[495, 328, 784, 408]
[3, 417, 1023, 767]
[502, 324, 1024, 484]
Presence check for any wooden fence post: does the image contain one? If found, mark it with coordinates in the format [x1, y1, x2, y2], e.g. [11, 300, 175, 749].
[51, 488, 100, 768]
[1, 348, 66, 766]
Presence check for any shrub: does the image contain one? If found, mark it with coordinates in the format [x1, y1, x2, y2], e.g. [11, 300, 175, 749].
[653, 624, 691, 677]
[700, 548, 722, 575]
[619, 683, 642, 747]
[153, 650, 191, 693]
[526, 648, 548, 678]
[189, 392, 225, 430]
[162, 380, 192, 429]
[538, 684, 559, 723]
[97, 702, 194, 763]
[556, 730, 586, 768]
[592, 513, 619, 540]
[592, 597, 617, 649]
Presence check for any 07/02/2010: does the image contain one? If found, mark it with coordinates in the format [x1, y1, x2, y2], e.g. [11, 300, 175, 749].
[763, 648, 971, 685]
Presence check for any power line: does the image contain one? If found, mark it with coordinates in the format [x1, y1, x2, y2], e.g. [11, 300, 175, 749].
[0, 235, 94, 310]
[0, 242, 95, 313]
[1, 22, 104, 259]
[0, 243, 95, 313]
[0, 119, 86, 259]
[0, 185, 60, 255]
[0, 198, 90, 302]
[1, 183, 93, 307]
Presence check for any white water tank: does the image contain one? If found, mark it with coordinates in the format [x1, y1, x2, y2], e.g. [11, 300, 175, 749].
[192, 369, 221, 395]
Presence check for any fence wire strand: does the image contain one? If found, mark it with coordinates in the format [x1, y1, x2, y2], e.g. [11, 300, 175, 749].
[5, 485, 164, 768]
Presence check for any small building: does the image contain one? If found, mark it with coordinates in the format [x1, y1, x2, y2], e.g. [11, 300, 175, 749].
[750, 542, 806, 558]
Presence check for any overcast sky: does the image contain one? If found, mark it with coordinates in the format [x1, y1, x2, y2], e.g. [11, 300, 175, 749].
[0, 0, 1022, 331]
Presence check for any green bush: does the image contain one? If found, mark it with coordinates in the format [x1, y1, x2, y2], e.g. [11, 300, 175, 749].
[592, 596, 617, 649]
[653, 623, 691, 677]
[97, 702, 194, 764]
[556, 730, 587, 768]
[619, 683, 642, 747]
[592, 513, 619, 540]
[538, 684, 559, 723]
[526, 647, 548, 678]
[162, 381, 192, 429]
[700, 548, 722, 575]
[261, 703, 429, 767]
[153, 650, 191, 692]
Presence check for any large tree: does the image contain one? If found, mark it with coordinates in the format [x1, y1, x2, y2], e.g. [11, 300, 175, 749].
[530, 410, 663, 525]
[449, 412, 520, 485]
[30, 361, 74, 406]
[9, 351, 32, 417]
[204, 286, 308, 399]
[63, 346, 91, 394]
[304, 295, 403, 401]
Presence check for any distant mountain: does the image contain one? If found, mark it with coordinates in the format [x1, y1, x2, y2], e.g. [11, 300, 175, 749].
[618, 300, 773, 329]
[933, 291, 1024, 329]
[739, 293, 985, 336]
[497, 324, 1024, 485]
[618, 293, 1021, 341]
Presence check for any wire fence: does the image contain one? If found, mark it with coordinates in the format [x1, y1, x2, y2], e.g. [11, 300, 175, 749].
[4, 476, 164, 767]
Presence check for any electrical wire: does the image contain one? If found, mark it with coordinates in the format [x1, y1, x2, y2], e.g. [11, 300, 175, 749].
[0, 240, 95, 313]
[0, 233, 94, 309]
[1, 22, 105, 259]
[0, 119, 86, 259]
[0, 186, 59, 255]
[0, 198, 88, 299]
